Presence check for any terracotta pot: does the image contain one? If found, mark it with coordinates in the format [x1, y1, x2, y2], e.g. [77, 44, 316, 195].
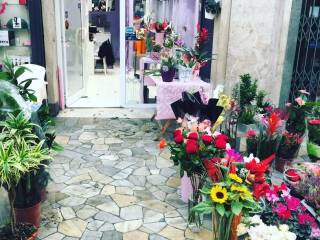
[15, 202, 41, 228]
[27, 231, 38, 240]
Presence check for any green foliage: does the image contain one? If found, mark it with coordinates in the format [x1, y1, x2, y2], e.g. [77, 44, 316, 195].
[0, 57, 37, 102]
[238, 106, 257, 125]
[161, 56, 177, 69]
[233, 74, 258, 108]
[0, 85, 21, 121]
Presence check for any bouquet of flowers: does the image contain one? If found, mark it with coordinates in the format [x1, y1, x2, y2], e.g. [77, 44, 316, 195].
[260, 183, 320, 240]
[192, 149, 263, 240]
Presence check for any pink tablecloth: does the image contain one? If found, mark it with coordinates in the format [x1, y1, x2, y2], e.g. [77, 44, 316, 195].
[149, 76, 211, 120]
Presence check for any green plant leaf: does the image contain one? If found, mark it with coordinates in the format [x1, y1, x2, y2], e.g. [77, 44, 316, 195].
[231, 201, 243, 215]
[216, 204, 225, 216]
[192, 201, 213, 215]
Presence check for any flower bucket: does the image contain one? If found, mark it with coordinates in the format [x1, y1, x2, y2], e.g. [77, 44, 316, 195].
[161, 67, 175, 82]
[155, 32, 165, 46]
[212, 209, 240, 240]
[181, 173, 193, 203]
[178, 65, 193, 82]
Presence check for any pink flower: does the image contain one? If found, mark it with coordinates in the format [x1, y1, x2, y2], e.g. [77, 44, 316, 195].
[265, 188, 279, 203]
[285, 196, 301, 211]
[246, 129, 257, 138]
[298, 213, 317, 227]
[272, 203, 291, 220]
[311, 227, 320, 238]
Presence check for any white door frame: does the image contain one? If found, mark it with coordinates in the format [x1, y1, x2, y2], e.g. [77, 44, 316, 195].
[119, 0, 126, 107]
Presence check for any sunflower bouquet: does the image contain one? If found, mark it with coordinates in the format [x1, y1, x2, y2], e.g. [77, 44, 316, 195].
[193, 157, 261, 240]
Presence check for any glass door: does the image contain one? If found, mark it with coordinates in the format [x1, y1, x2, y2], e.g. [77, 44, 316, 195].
[61, 0, 85, 106]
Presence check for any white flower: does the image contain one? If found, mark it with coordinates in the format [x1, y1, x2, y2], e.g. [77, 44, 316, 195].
[244, 154, 260, 163]
[279, 224, 289, 232]
[249, 215, 263, 225]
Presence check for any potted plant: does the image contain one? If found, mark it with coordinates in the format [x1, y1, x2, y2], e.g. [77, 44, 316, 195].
[246, 129, 258, 156]
[160, 56, 176, 82]
[204, 0, 221, 19]
[153, 20, 169, 45]
[0, 114, 50, 239]
[275, 131, 303, 172]
[307, 119, 320, 162]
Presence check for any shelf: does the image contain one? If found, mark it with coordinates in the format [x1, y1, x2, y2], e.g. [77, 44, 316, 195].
[0, 45, 31, 48]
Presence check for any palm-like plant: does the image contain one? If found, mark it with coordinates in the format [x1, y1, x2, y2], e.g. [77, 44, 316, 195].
[0, 114, 50, 234]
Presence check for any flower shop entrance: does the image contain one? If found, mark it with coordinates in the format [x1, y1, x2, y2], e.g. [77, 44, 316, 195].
[289, 0, 320, 101]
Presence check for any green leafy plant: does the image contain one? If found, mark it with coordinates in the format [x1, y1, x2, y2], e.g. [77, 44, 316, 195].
[0, 114, 49, 234]
[0, 57, 37, 102]
[233, 74, 258, 108]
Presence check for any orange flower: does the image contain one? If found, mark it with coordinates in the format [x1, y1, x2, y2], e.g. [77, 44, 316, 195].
[159, 139, 167, 149]
[267, 112, 281, 136]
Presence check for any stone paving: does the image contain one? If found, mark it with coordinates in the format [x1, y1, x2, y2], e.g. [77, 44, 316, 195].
[39, 117, 212, 240]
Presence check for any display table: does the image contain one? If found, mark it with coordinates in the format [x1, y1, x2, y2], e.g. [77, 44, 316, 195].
[145, 75, 211, 120]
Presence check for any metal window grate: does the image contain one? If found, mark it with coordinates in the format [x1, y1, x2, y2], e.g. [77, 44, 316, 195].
[290, 0, 320, 101]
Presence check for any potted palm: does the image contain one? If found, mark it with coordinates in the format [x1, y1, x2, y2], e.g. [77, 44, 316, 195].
[0, 113, 50, 240]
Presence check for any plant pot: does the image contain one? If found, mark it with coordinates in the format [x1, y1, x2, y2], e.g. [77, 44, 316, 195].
[27, 231, 38, 240]
[237, 123, 258, 135]
[161, 68, 175, 82]
[40, 188, 47, 202]
[275, 157, 294, 173]
[15, 202, 41, 228]
[283, 168, 302, 187]
[155, 32, 165, 46]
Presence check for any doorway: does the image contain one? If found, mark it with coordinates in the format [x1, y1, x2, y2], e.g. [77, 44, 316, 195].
[59, 0, 121, 108]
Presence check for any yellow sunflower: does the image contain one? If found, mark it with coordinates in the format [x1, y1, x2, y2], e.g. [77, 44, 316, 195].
[228, 173, 243, 183]
[231, 185, 252, 200]
[210, 185, 228, 204]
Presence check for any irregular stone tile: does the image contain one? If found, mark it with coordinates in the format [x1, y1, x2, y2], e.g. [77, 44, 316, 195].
[139, 200, 175, 214]
[51, 175, 71, 184]
[143, 209, 164, 223]
[131, 147, 147, 156]
[114, 220, 143, 233]
[160, 168, 177, 178]
[61, 184, 100, 198]
[158, 186, 176, 194]
[116, 186, 134, 195]
[42, 232, 64, 240]
[55, 135, 70, 145]
[166, 177, 180, 188]
[104, 138, 124, 144]
[159, 226, 185, 240]
[149, 234, 168, 240]
[89, 171, 113, 185]
[87, 220, 104, 231]
[99, 222, 115, 231]
[76, 205, 99, 220]
[120, 205, 143, 220]
[147, 175, 167, 185]
[58, 196, 86, 207]
[111, 180, 134, 188]
[65, 174, 91, 185]
[91, 137, 105, 145]
[165, 217, 188, 230]
[111, 194, 138, 208]
[60, 207, 75, 220]
[150, 169, 161, 175]
[47, 192, 68, 204]
[79, 132, 97, 142]
[92, 144, 110, 151]
[184, 228, 212, 240]
[113, 168, 133, 180]
[115, 161, 136, 170]
[165, 210, 181, 218]
[95, 211, 122, 223]
[86, 195, 111, 206]
[143, 222, 167, 233]
[101, 185, 116, 195]
[153, 191, 166, 201]
[165, 193, 187, 209]
[133, 167, 150, 176]
[58, 219, 87, 238]
[38, 226, 58, 239]
[134, 190, 153, 201]
[81, 230, 103, 240]
[101, 230, 123, 240]
[128, 175, 146, 187]
[119, 149, 133, 156]
[156, 157, 174, 169]
[97, 200, 120, 216]
[100, 154, 119, 161]
[123, 230, 148, 240]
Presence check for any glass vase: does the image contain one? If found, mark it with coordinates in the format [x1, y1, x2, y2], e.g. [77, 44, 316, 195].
[212, 209, 236, 240]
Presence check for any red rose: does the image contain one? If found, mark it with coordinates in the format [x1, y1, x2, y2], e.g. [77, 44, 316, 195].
[188, 132, 198, 140]
[174, 134, 184, 144]
[173, 129, 182, 137]
[186, 139, 199, 154]
[202, 135, 213, 145]
[214, 134, 229, 149]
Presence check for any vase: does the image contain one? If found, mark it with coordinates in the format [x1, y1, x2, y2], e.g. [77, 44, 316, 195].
[155, 32, 165, 46]
[178, 65, 193, 82]
[161, 68, 175, 82]
[181, 172, 193, 203]
[212, 209, 240, 240]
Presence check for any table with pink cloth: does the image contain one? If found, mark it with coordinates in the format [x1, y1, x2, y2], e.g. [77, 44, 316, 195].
[146, 75, 211, 120]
